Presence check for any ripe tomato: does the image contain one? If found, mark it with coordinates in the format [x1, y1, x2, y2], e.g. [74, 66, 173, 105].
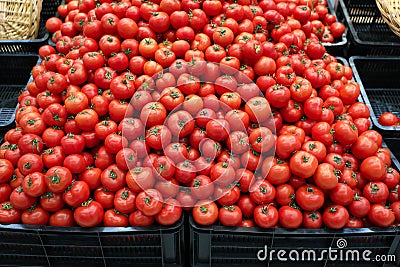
[313, 163, 338, 190]
[193, 200, 219, 225]
[22, 172, 46, 198]
[45, 166, 73, 193]
[363, 181, 389, 203]
[360, 156, 386, 181]
[329, 183, 354, 206]
[296, 185, 324, 211]
[302, 211, 322, 228]
[378, 112, 398, 126]
[63, 180, 90, 207]
[0, 201, 21, 224]
[21, 205, 50, 225]
[17, 153, 44, 176]
[140, 102, 167, 127]
[254, 205, 278, 228]
[74, 200, 104, 227]
[322, 205, 349, 229]
[213, 27, 234, 47]
[279, 205, 303, 228]
[218, 205, 242, 226]
[368, 204, 395, 227]
[250, 180, 276, 204]
[289, 151, 318, 179]
[155, 198, 182, 225]
[0, 159, 14, 183]
[136, 189, 164, 216]
[348, 194, 370, 218]
[40, 191, 64, 213]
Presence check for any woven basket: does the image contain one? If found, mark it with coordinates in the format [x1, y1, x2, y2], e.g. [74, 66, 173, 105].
[376, 0, 400, 37]
[0, 0, 43, 40]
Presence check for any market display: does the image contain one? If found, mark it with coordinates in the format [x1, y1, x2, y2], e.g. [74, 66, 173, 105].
[0, 0, 399, 231]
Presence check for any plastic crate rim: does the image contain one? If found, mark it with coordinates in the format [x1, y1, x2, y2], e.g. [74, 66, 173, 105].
[0, 215, 183, 234]
[339, 0, 400, 46]
[349, 56, 400, 132]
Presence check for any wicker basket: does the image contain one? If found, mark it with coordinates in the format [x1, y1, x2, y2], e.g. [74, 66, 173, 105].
[376, 0, 400, 37]
[0, 0, 43, 40]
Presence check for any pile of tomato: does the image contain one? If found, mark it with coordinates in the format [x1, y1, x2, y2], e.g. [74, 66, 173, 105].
[0, 0, 399, 230]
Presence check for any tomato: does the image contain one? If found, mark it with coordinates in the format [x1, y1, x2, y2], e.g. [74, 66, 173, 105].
[208, 161, 235, 187]
[216, 205, 241, 227]
[234, 195, 255, 219]
[136, 189, 163, 216]
[253, 205, 278, 228]
[295, 184, 324, 211]
[245, 97, 271, 124]
[193, 200, 219, 225]
[360, 156, 386, 181]
[383, 167, 400, 190]
[301, 140, 326, 163]
[0, 183, 11, 204]
[102, 209, 128, 227]
[322, 205, 349, 229]
[214, 184, 240, 206]
[351, 135, 379, 160]
[252, 56, 276, 76]
[279, 205, 303, 228]
[378, 112, 398, 126]
[39, 191, 63, 213]
[62, 180, 90, 208]
[249, 180, 276, 205]
[0, 159, 14, 183]
[225, 110, 250, 132]
[0, 202, 21, 224]
[329, 183, 354, 206]
[44, 166, 72, 193]
[289, 151, 318, 179]
[265, 84, 290, 109]
[302, 211, 322, 228]
[60, 133, 85, 155]
[349, 194, 370, 218]
[19, 113, 46, 135]
[155, 198, 182, 225]
[375, 147, 391, 167]
[140, 102, 167, 127]
[313, 163, 338, 190]
[63, 153, 86, 174]
[261, 157, 289, 185]
[104, 133, 128, 154]
[10, 185, 36, 210]
[167, 110, 195, 138]
[21, 172, 46, 198]
[213, 27, 234, 47]
[17, 153, 44, 176]
[363, 181, 389, 203]
[368, 204, 395, 227]
[330, 22, 345, 38]
[21, 205, 49, 225]
[74, 199, 104, 227]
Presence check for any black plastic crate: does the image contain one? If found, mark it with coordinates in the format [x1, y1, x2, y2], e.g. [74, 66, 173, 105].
[0, 54, 40, 128]
[0, 216, 184, 267]
[335, 0, 400, 55]
[190, 139, 400, 267]
[190, 220, 400, 267]
[349, 56, 400, 137]
[0, 0, 62, 53]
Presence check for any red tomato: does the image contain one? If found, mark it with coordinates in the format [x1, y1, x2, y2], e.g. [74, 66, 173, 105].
[322, 205, 349, 229]
[193, 200, 219, 225]
[74, 200, 104, 227]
